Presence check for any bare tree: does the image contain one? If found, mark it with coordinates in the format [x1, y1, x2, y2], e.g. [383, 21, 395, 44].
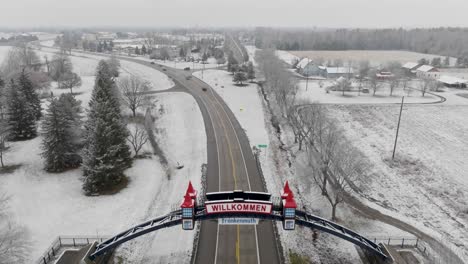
[127, 125, 149, 157]
[0, 120, 10, 168]
[301, 103, 326, 148]
[58, 72, 82, 94]
[117, 75, 151, 117]
[287, 107, 312, 151]
[0, 194, 30, 263]
[50, 52, 73, 81]
[368, 70, 382, 96]
[389, 76, 399, 96]
[418, 77, 433, 97]
[0, 44, 40, 78]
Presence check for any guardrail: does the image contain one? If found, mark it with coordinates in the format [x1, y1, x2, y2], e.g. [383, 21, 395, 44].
[36, 236, 108, 264]
[369, 236, 466, 264]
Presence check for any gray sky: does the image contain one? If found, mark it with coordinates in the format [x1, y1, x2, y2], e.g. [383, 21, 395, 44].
[2, 0, 468, 28]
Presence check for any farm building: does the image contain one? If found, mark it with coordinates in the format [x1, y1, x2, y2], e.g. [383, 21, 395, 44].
[402, 62, 421, 76]
[402, 62, 420, 71]
[376, 71, 395, 80]
[415, 65, 440, 78]
[438, 75, 468, 88]
[324, 67, 354, 79]
[296, 58, 326, 77]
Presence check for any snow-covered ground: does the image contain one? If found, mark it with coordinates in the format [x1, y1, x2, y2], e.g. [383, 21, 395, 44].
[0, 46, 203, 262]
[132, 55, 222, 70]
[327, 104, 468, 260]
[37, 46, 175, 92]
[276, 50, 299, 66]
[286, 50, 457, 67]
[245, 45, 259, 66]
[192, 69, 410, 262]
[117, 92, 206, 263]
[296, 80, 441, 105]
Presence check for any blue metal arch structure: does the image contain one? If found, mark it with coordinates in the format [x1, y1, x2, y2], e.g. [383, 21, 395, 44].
[89, 206, 387, 260]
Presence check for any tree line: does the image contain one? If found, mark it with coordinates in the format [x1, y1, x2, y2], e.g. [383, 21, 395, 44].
[255, 49, 367, 220]
[254, 27, 468, 65]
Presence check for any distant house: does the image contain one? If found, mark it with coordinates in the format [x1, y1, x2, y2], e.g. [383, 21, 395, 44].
[402, 62, 421, 76]
[437, 75, 467, 88]
[376, 71, 395, 80]
[415, 65, 439, 78]
[324, 67, 354, 79]
[296, 58, 326, 77]
[402, 62, 420, 71]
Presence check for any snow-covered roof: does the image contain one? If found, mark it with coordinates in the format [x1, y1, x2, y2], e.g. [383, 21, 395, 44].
[402, 62, 420, 69]
[416, 65, 437, 72]
[438, 75, 468, 85]
[297, 58, 311, 69]
[326, 67, 354, 74]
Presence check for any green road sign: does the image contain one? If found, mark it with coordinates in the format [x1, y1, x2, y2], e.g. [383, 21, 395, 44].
[258, 144, 268, 148]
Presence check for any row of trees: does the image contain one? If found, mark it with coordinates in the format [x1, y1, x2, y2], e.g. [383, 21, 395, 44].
[254, 27, 468, 59]
[256, 49, 367, 220]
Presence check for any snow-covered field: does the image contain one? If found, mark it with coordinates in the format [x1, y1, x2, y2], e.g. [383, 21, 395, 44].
[0, 46, 204, 262]
[296, 80, 441, 105]
[191, 69, 410, 262]
[287, 50, 457, 67]
[133, 55, 222, 70]
[276, 50, 299, 65]
[327, 104, 468, 260]
[117, 92, 206, 263]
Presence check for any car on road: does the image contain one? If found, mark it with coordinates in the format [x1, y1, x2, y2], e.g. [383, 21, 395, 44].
[184, 67, 190, 71]
[186, 76, 192, 80]
[162, 68, 167, 71]
[150, 61, 155, 65]
[202, 87, 207, 91]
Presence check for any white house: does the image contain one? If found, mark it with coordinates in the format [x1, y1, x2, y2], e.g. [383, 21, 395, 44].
[415, 65, 439, 78]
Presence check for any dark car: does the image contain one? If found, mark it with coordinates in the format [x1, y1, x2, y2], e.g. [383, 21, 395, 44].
[162, 68, 167, 71]
[186, 76, 192, 80]
[184, 67, 190, 71]
[150, 61, 155, 65]
[202, 87, 207, 91]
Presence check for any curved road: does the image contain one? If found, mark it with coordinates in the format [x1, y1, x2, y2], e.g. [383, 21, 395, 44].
[35, 44, 281, 263]
[119, 60, 281, 264]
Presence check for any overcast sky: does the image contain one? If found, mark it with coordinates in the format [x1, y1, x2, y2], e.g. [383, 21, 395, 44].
[2, 0, 468, 28]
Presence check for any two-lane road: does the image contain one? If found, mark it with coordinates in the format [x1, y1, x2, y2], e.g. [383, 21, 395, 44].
[48, 47, 281, 263]
[156, 65, 281, 264]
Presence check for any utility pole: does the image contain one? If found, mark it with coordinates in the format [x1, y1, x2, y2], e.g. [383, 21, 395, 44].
[392, 96, 405, 160]
[305, 58, 309, 91]
[202, 62, 205, 79]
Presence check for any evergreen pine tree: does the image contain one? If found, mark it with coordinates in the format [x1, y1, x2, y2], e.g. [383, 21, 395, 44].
[97, 42, 103, 53]
[135, 46, 140, 55]
[82, 60, 132, 195]
[227, 52, 239, 73]
[247, 62, 255, 81]
[7, 79, 37, 140]
[41, 94, 82, 172]
[141, 45, 147, 55]
[18, 70, 41, 119]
